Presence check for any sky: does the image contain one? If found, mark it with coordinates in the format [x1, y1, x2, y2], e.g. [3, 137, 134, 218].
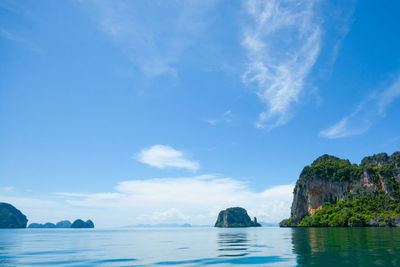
[1, 0, 400, 227]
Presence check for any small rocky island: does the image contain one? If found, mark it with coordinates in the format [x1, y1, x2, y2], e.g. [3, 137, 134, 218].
[0, 202, 28, 228]
[29, 219, 94, 229]
[29, 222, 57, 228]
[0, 202, 94, 229]
[215, 207, 261, 227]
[71, 219, 95, 228]
[56, 220, 72, 228]
[280, 151, 400, 227]
[28, 220, 72, 228]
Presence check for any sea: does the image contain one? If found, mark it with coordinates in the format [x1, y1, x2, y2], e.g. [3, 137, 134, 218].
[1, 227, 400, 266]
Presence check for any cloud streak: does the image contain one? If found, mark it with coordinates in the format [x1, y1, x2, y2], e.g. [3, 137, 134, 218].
[137, 145, 200, 171]
[204, 110, 233, 126]
[242, 0, 321, 129]
[83, 0, 216, 77]
[320, 76, 400, 138]
[0, 28, 41, 53]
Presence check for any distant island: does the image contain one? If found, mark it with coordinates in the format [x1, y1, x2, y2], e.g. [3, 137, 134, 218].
[280, 152, 400, 227]
[5, 152, 400, 229]
[56, 220, 73, 228]
[0, 202, 28, 228]
[71, 219, 94, 228]
[215, 207, 261, 227]
[0, 202, 94, 229]
[29, 220, 72, 228]
[29, 219, 94, 229]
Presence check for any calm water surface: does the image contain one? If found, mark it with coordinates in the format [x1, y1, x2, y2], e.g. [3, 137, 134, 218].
[1, 227, 400, 266]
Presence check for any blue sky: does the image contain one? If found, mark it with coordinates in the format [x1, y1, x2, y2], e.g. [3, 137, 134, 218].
[1, 0, 400, 227]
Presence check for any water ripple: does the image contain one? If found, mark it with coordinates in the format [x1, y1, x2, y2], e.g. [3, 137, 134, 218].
[155, 256, 289, 265]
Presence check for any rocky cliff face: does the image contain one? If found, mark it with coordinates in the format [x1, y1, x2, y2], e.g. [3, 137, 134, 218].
[0, 202, 28, 228]
[215, 207, 261, 227]
[289, 152, 400, 225]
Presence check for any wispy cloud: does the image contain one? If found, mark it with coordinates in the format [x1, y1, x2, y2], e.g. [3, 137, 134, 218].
[0, 28, 41, 53]
[82, 1, 217, 77]
[318, 1, 356, 73]
[242, 0, 321, 129]
[137, 208, 189, 223]
[0, 193, 71, 224]
[204, 110, 233, 125]
[137, 145, 200, 171]
[0, 186, 14, 192]
[320, 76, 400, 138]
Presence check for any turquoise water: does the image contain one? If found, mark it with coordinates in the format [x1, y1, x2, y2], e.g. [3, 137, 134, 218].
[1, 227, 400, 266]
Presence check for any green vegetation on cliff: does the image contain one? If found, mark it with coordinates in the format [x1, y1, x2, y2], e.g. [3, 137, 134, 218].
[300, 155, 362, 182]
[281, 152, 400, 227]
[298, 191, 400, 227]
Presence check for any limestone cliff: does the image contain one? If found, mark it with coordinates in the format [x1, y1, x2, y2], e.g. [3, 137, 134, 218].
[282, 152, 400, 226]
[215, 207, 261, 227]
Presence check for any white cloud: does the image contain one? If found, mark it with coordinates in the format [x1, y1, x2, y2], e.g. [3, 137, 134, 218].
[1, 176, 294, 227]
[0, 186, 14, 192]
[242, 0, 321, 129]
[204, 110, 233, 125]
[137, 145, 200, 171]
[82, 0, 217, 77]
[319, 117, 369, 139]
[0, 194, 73, 224]
[320, 76, 400, 139]
[137, 208, 189, 223]
[377, 77, 400, 115]
[204, 119, 219, 125]
[53, 175, 293, 227]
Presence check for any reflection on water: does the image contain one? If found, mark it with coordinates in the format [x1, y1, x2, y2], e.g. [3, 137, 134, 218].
[292, 227, 400, 266]
[217, 232, 250, 257]
[0, 228, 294, 266]
[9, 228, 400, 266]
[0, 230, 18, 266]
